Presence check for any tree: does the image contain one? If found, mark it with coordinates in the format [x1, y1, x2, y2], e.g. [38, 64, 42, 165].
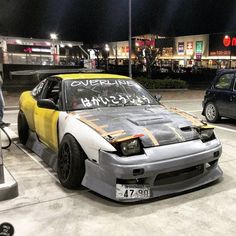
[144, 47, 159, 79]
[135, 43, 159, 79]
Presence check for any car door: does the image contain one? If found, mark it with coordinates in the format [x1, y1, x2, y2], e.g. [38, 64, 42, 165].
[214, 72, 235, 117]
[20, 79, 47, 132]
[231, 78, 236, 118]
[34, 78, 61, 151]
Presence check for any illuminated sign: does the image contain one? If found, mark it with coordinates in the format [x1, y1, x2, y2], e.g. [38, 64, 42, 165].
[209, 34, 236, 56]
[24, 47, 51, 53]
[135, 40, 155, 47]
[178, 42, 184, 54]
[186, 41, 193, 55]
[223, 35, 236, 47]
[196, 53, 202, 61]
[196, 41, 203, 53]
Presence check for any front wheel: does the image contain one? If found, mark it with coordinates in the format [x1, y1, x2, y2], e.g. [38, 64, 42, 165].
[205, 102, 220, 123]
[57, 134, 86, 189]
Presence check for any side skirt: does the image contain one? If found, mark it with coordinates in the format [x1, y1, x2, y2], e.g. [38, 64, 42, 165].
[26, 131, 58, 172]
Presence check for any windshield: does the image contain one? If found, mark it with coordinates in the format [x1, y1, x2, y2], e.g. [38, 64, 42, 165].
[64, 78, 157, 110]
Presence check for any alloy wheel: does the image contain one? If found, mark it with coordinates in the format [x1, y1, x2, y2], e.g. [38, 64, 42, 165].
[59, 143, 71, 181]
[206, 103, 217, 121]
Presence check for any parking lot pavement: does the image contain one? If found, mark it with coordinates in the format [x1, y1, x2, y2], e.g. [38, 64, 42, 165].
[0, 91, 236, 236]
[152, 89, 206, 101]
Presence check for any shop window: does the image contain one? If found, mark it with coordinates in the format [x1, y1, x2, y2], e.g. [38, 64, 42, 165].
[215, 73, 234, 90]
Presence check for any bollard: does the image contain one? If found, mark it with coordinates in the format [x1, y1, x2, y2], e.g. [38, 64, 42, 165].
[0, 126, 18, 201]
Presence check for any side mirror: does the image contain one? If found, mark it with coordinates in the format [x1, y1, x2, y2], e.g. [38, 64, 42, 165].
[37, 99, 58, 110]
[154, 94, 162, 103]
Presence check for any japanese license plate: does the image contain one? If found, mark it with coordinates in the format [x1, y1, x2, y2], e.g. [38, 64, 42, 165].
[116, 184, 150, 200]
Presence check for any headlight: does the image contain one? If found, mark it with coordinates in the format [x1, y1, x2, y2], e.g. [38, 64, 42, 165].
[120, 139, 141, 156]
[199, 128, 215, 142]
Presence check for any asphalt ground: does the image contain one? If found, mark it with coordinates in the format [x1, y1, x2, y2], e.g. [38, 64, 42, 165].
[0, 90, 236, 236]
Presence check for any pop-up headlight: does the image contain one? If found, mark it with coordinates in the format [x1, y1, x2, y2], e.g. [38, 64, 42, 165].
[120, 139, 141, 156]
[199, 127, 215, 142]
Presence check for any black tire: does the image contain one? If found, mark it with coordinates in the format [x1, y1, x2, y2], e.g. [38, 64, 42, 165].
[57, 134, 86, 189]
[205, 102, 220, 123]
[17, 111, 29, 145]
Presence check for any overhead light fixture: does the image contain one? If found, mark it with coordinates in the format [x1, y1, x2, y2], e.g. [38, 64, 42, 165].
[60, 43, 65, 48]
[105, 44, 110, 52]
[16, 39, 22, 44]
[50, 33, 58, 40]
[68, 43, 73, 48]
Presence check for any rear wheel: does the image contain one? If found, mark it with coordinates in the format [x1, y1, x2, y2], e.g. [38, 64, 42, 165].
[205, 102, 220, 123]
[17, 111, 29, 145]
[57, 134, 86, 189]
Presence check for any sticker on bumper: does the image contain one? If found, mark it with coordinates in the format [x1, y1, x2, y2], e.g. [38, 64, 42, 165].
[116, 184, 150, 200]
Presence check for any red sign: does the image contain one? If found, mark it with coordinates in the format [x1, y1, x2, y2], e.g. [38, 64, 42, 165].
[136, 40, 155, 47]
[196, 53, 202, 61]
[24, 47, 32, 53]
[223, 35, 236, 47]
[145, 40, 155, 47]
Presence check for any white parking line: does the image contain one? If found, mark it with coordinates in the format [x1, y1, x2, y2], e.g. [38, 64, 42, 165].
[15, 143, 59, 183]
[4, 126, 59, 182]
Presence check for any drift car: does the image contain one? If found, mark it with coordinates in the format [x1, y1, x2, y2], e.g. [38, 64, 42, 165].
[18, 72, 223, 202]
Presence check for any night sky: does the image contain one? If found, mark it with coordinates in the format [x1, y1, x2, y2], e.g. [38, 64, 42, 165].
[0, 0, 235, 43]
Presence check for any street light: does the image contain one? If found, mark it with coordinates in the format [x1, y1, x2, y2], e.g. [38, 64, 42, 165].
[104, 44, 110, 72]
[129, 0, 132, 78]
[50, 33, 58, 65]
[105, 44, 110, 52]
[50, 33, 58, 40]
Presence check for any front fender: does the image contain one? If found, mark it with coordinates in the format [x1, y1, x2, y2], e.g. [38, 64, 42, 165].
[19, 91, 37, 131]
[58, 112, 116, 163]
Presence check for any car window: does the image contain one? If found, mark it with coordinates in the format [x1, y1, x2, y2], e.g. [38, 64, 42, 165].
[32, 79, 46, 98]
[64, 79, 158, 111]
[215, 73, 234, 90]
[42, 79, 62, 107]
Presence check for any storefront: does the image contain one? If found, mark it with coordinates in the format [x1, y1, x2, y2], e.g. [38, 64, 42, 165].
[155, 37, 174, 67]
[173, 34, 209, 67]
[155, 33, 236, 69]
[208, 33, 236, 68]
[109, 41, 131, 64]
[0, 36, 84, 66]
